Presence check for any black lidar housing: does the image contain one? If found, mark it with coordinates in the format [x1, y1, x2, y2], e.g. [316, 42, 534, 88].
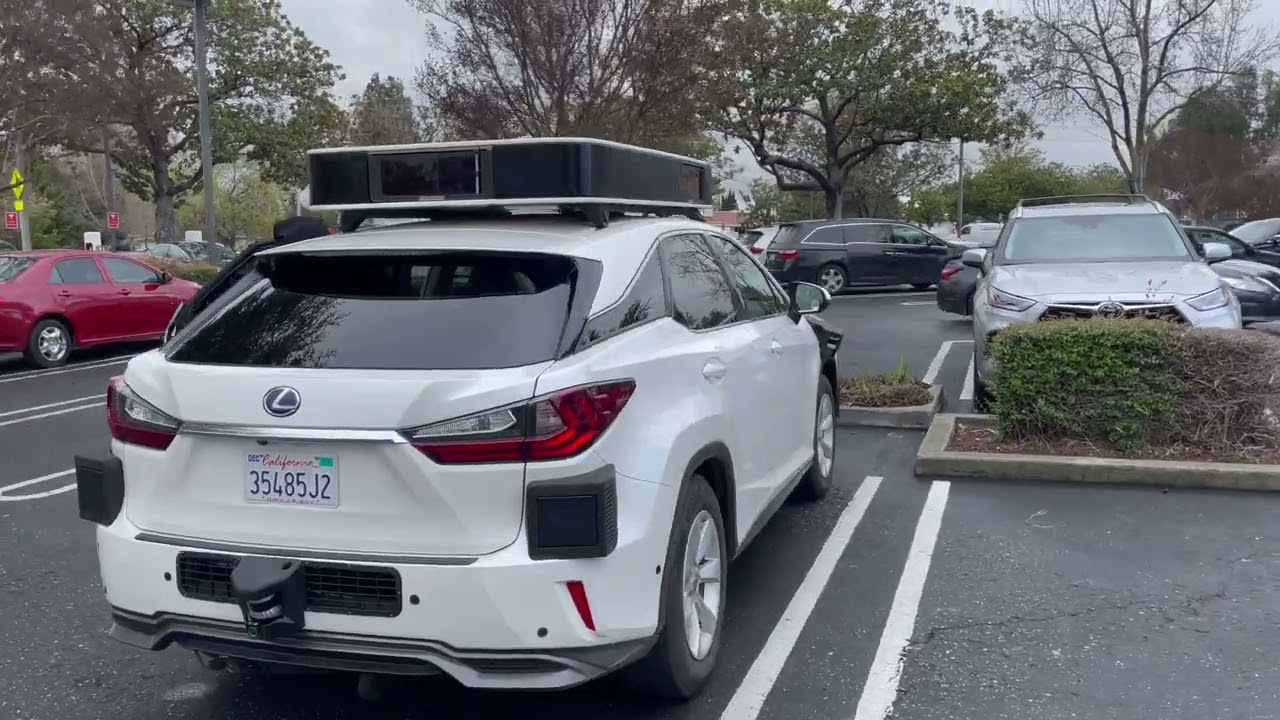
[307, 139, 713, 209]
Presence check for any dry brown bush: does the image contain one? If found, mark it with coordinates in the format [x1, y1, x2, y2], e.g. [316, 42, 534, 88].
[1168, 329, 1280, 454]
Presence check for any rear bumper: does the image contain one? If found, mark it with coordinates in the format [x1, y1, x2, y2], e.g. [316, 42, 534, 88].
[935, 279, 973, 315]
[108, 607, 654, 688]
[83, 459, 678, 690]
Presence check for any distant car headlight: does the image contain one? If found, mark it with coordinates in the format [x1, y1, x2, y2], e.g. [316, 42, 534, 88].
[986, 286, 1036, 312]
[1221, 276, 1269, 294]
[1187, 287, 1231, 311]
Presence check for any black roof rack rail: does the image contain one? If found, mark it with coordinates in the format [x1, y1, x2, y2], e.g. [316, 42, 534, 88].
[1016, 194, 1152, 208]
[338, 203, 704, 233]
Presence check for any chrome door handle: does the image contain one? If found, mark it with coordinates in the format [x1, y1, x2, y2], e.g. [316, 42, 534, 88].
[770, 340, 783, 356]
[702, 359, 727, 381]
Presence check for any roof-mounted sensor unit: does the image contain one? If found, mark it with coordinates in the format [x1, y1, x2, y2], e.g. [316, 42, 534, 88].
[305, 137, 714, 231]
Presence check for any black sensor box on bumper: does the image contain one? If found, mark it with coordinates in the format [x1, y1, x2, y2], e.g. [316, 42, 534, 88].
[525, 466, 618, 561]
[75, 454, 125, 526]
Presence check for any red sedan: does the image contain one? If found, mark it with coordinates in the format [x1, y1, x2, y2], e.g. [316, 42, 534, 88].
[0, 250, 201, 368]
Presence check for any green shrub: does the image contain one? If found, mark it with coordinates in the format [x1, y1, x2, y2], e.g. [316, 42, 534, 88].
[162, 261, 221, 285]
[989, 319, 1182, 453]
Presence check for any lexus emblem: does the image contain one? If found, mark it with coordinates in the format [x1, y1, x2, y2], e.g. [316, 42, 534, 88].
[262, 386, 301, 417]
[1094, 301, 1127, 319]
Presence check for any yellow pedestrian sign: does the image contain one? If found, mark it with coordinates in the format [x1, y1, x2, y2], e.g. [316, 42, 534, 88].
[10, 169, 23, 213]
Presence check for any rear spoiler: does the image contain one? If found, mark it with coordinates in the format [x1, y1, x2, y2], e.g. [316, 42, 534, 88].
[163, 217, 331, 342]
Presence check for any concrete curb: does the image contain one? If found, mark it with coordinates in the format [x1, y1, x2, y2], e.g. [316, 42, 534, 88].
[916, 413, 1280, 491]
[838, 385, 943, 430]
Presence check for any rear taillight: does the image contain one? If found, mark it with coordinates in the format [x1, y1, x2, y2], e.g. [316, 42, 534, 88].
[749, 245, 763, 254]
[940, 265, 961, 281]
[106, 376, 181, 450]
[403, 380, 636, 464]
[777, 249, 799, 260]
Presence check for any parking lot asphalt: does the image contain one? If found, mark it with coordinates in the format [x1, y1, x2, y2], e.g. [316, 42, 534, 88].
[2, 289, 1277, 719]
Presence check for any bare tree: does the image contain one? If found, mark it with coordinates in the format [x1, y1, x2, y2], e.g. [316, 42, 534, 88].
[409, 0, 727, 149]
[1022, 0, 1280, 193]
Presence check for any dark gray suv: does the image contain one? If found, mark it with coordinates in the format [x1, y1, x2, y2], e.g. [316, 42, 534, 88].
[762, 218, 959, 293]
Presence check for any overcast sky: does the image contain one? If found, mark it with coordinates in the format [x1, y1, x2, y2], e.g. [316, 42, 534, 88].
[280, 0, 1280, 189]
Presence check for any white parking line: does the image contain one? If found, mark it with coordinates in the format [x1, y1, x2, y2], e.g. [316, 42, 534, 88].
[0, 395, 101, 420]
[0, 469, 76, 501]
[0, 403, 104, 428]
[921, 339, 972, 385]
[898, 301, 936, 306]
[960, 354, 975, 401]
[853, 481, 950, 720]
[719, 475, 883, 720]
[0, 354, 133, 384]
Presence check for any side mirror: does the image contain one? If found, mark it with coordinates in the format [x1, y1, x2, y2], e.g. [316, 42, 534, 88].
[157, 271, 172, 284]
[961, 248, 988, 269]
[789, 281, 831, 315]
[1201, 241, 1232, 262]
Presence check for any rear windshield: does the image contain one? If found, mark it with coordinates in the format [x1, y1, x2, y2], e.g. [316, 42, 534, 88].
[769, 225, 805, 249]
[167, 251, 581, 370]
[1000, 214, 1192, 263]
[0, 256, 35, 282]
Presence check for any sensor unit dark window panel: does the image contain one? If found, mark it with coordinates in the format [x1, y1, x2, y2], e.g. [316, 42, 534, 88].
[309, 153, 371, 206]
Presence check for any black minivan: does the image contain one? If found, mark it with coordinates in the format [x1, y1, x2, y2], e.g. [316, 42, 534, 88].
[762, 218, 959, 294]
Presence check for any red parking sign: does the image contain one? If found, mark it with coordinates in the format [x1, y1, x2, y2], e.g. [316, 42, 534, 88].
[108, 211, 120, 229]
[4, 211, 16, 230]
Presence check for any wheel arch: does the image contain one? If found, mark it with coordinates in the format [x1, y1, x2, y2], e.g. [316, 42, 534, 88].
[679, 442, 737, 558]
[33, 313, 75, 343]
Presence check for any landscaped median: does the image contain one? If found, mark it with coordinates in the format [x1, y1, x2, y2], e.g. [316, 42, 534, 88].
[917, 318, 1280, 490]
[838, 362, 943, 429]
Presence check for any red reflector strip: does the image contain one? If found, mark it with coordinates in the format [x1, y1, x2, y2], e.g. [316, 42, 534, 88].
[778, 249, 799, 259]
[940, 266, 961, 281]
[565, 580, 596, 632]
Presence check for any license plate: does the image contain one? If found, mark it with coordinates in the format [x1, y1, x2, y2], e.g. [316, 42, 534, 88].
[244, 452, 339, 508]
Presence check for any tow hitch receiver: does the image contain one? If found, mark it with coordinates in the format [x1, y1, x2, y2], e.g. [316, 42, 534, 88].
[231, 556, 306, 641]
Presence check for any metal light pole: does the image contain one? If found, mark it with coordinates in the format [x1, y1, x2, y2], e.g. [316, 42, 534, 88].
[955, 138, 966, 233]
[172, 0, 216, 244]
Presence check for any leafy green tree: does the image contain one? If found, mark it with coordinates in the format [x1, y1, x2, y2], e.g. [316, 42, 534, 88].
[177, 161, 290, 243]
[349, 74, 427, 146]
[47, 0, 346, 243]
[710, 0, 1031, 219]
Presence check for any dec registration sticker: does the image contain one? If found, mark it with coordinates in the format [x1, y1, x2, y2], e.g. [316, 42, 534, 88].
[245, 453, 339, 508]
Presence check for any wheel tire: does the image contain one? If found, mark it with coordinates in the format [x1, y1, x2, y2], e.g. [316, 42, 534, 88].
[972, 350, 994, 413]
[627, 474, 727, 701]
[817, 263, 847, 295]
[24, 318, 71, 369]
[790, 376, 836, 503]
[912, 283, 933, 290]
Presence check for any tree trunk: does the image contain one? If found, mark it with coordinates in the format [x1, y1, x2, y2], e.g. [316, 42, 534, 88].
[826, 178, 845, 218]
[154, 193, 176, 245]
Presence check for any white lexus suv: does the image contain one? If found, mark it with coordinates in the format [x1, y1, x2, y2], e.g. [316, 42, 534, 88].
[75, 138, 843, 701]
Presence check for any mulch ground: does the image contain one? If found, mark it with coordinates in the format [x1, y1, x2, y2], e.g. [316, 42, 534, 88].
[948, 422, 1280, 465]
[838, 377, 932, 408]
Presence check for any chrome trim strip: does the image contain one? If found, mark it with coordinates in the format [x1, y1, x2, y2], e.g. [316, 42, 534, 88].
[180, 423, 408, 443]
[135, 531, 478, 566]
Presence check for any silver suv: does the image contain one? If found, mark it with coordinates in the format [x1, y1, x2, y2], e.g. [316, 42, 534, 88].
[963, 194, 1242, 407]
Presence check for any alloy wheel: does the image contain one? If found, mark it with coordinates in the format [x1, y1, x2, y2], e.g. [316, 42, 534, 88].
[681, 510, 723, 660]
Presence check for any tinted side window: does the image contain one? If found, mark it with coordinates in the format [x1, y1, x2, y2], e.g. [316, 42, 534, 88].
[890, 225, 932, 245]
[801, 225, 843, 246]
[659, 234, 737, 331]
[102, 257, 161, 283]
[706, 235, 787, 320]
[849, 224, 891, 243]
[52, 258, 105, 284]
[576, 250, 667, 351]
